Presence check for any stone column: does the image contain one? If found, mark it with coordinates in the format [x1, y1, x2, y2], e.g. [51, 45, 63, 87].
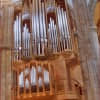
[97, 24, 100, 43]
[0, 49, 1, 100]
[68, 0, 100, 100]
[0, 6, 14, 100]
[0, 9, 3, 100]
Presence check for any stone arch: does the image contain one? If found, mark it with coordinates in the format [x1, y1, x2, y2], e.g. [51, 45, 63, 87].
[87, 0, 98, 25]
[91, 0, 98, 12]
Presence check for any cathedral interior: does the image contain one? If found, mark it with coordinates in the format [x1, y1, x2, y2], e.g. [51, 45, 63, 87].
[0, 0, 100, 100]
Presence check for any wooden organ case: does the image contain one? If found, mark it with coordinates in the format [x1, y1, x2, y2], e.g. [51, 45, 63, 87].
[12, 0, 79, 100]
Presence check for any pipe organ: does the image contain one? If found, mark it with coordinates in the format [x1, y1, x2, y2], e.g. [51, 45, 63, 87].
[12, 0, 74, 61]
[12, 61, 56, 99]
[12, 0, 78, 99]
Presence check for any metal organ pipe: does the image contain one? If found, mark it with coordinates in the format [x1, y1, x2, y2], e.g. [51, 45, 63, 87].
[17, 16, 19, 48]
[64, 12, 70, 37]
[48, 19, 52, 51]
[16, 16, 19, 49]
[36, 63, 39, 95]
[17, 70, 20, 98]
[39, 0, 43, 55]
[42, 2, 47, 47]
[23, 67, 26, 98]
[36, 0, 41, 56]
[27, 29, 30, 56]
[52, 19, 57, 53]
[52, 20, 55, 53]
[63, 12, 69, 49]
[18, 14, 21, 48]
[48, 19, 51, 51]
[51, 18, 54, 52]
[40, 2, 47, 55]
[18, 14, 22, 59]
[41, 64, 45, 95]
[14, 21, 16, 49]
[54, 24, 59, 53]
[23, 25, 25, 56]
[54, 25, 58, 53]
[14, 16, 19, 60]
[32, 0, 37, 55]
[32, 0, 35, 54]
[23, 24, 30, 57]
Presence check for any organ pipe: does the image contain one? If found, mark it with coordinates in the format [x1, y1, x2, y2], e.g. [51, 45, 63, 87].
[17, 70, 20, 99]
[23, 67, 26, 98]
[48, 63, 53, 95]
[41, 63, 45, 95]
[44, 0, 51, 52]
[36, 63, 39, 95]
[29, 65, 32, 97]
[42, 2, 47, 45]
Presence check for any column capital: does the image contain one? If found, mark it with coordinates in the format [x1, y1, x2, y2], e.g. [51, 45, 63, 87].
[88, 25, 97, 32]
[88, 25, 97, 29]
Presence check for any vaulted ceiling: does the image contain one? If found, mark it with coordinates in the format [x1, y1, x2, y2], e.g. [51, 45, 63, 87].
[0, 0, 99, 26]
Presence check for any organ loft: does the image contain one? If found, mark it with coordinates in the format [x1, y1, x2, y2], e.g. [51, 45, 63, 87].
[0, 0, 100, 100]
